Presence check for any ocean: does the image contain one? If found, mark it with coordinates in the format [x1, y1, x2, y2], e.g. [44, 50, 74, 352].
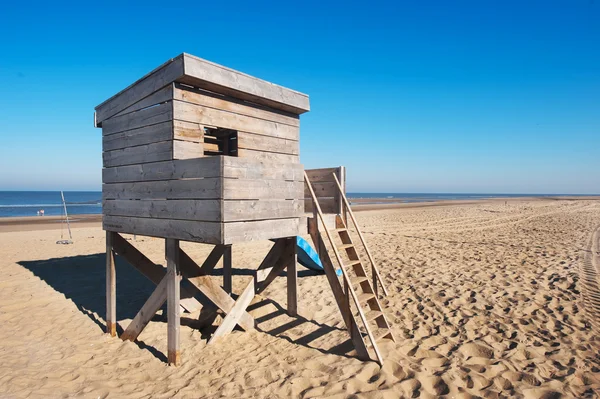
[0, 191, 594, 218]
[0, 191, 102, 218]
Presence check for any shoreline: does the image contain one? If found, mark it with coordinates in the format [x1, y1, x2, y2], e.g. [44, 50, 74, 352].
[2, 196, 598, 233]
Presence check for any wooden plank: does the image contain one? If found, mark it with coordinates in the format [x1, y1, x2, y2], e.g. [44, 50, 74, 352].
[255, 238, 289, 294]
[103, 141, 173, 168]
[111, 233, 201, 313]
[304, 197, 338, 214]
[222, 157, 303, 181]
[303, 181, 337, 199]
[180, 245, 226, 278]
[106, 231, 116, 336]
[104, 215, 222, 244]
[102, 178, 221, 200]
[102, 121, 173, 152]
[102, 101, 173, 136]
[95, 56, 184, 124]
[186, 275, 254, 331]
[223, 245, 232, 294]
[166, 238, 181, 366]
[237, 132, 298, 155]
[121, 274, 168, 342]
[173, 83, 300, 127]
[287, 239, 298, 317]
[181, 53, 309, 115]
[305, 168, 340, 183]
[223, 218, 300, 244]
[113, 84, 174, 119]
[103, 199, 221, 222]
[236, 149, 299, 163]
[102, 157, 222, 184]
[173, 139, 203, 159]
[208, 279, 255, 343]
[222, 199, 302, 222]
[173, 100, 299, 141]
[173, 120, 203, 142]
[223, 180, 303, 200]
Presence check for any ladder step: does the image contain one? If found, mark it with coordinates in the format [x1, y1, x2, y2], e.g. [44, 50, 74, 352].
[338, 244, 354, 250]
[371, 327, 393, 343]
[357, 293, 375, 304]
[348, 260, 362, 267]
[350, 276, 368, 286]
[330, 228, 347, 233]
[365, 309, 383, 322]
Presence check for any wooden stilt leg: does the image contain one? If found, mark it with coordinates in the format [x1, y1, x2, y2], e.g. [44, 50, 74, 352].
[166, 239, 181, 366]
[223, 245, 232, 295]
[106, 231, 116, 337]
[287, 238, 298, 317]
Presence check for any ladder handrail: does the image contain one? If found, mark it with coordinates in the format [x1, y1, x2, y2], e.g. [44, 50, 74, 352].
[332, 173, 389, 297]
[304, 171, 384, 365]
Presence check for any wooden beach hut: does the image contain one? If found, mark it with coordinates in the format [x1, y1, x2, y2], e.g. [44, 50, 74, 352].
[95, 53, 394, 366]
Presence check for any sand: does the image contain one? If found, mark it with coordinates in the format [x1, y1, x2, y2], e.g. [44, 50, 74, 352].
[0, 199, 599, 398]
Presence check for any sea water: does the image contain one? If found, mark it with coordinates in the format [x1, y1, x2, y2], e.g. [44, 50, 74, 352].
[0, 191, 102, 217]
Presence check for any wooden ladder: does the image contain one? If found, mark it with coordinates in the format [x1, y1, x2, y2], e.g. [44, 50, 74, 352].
[305, 171, 395, 365]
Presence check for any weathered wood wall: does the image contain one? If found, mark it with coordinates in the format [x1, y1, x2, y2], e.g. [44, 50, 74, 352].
[305, 167, 346, 214]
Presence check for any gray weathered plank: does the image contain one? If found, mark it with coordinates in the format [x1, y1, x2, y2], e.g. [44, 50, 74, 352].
[166, 238, 181, 366]
[121, 274, 168, 342]
[173, 84, 300, 127]
[305, 197, 338, 214]
[223, 180, 303, 200]
[113, 84, 174, 119]
[208, 279, 255, 343]
[103, 141, 173, 168]
[303, 181, 338, 199]
[237, 132, 298, 155]
[222, 157, 303, 181]
[102, 179, 221, 200]
[173, 100, 298, 141]
[305, 167, 340, 183]
[106, 231, 117, 336]
[172, 139, 203, 159]
[181, 53, 309, 115]
[287, 239, 298, 317]
[95, 56, 184, 124]
[236, 149, 299, 163]
[104, 215, 222, 244]
[103, 199, 221, 222]
[223, 218, 300, 244]
[102, 157, 222, 184]
[223, 199, 302, 222]
[102, 121, 173, 152]
[102, 101, 173, 136]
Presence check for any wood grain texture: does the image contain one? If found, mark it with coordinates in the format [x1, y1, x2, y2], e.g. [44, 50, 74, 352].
[172, 139, 203, 159]
[223, 179, 303, 200]
[106, 231, 116, 336]
[222, 157, 303, 181]
[102, 157, 221, 183]
[102, 101, 173, 136]
[113, 84, 174, 119]
[102, 121, 173, 152]
[103, 141, 173, 168]
[173, 100, 299, 140]
[121, 275, 168, 342]
[166, 238, 181, 366]
[287, 239, 298, 317]
[104, 215, 222, 244]
[222, 218, 300, 244]
[182, 53, 309, 114]
[173, 120, 203, 142]
[95, 56, 183, 124]
[208, 279, 255, 343]
[236, 149, 299, 163]
[102, 179, 221, 200]
[237, 132, 298, 155]
[103, 199, 221, 222]
[222, 199, 302, 222]
[174, 84, 300, 126]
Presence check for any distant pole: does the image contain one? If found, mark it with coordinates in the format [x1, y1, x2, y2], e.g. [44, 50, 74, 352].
[61, 191, 73, 240]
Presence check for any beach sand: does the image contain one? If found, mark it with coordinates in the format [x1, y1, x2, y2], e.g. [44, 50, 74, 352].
[0, 199, 599, 398]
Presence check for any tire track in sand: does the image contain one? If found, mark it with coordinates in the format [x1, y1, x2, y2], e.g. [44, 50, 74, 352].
[579, 225, 600, 330]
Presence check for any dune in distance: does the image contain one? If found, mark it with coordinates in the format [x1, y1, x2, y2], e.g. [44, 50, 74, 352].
[0, 198, 599, 398]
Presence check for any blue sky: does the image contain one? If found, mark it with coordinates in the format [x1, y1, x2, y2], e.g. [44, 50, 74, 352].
[0, 1, 598, 193]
